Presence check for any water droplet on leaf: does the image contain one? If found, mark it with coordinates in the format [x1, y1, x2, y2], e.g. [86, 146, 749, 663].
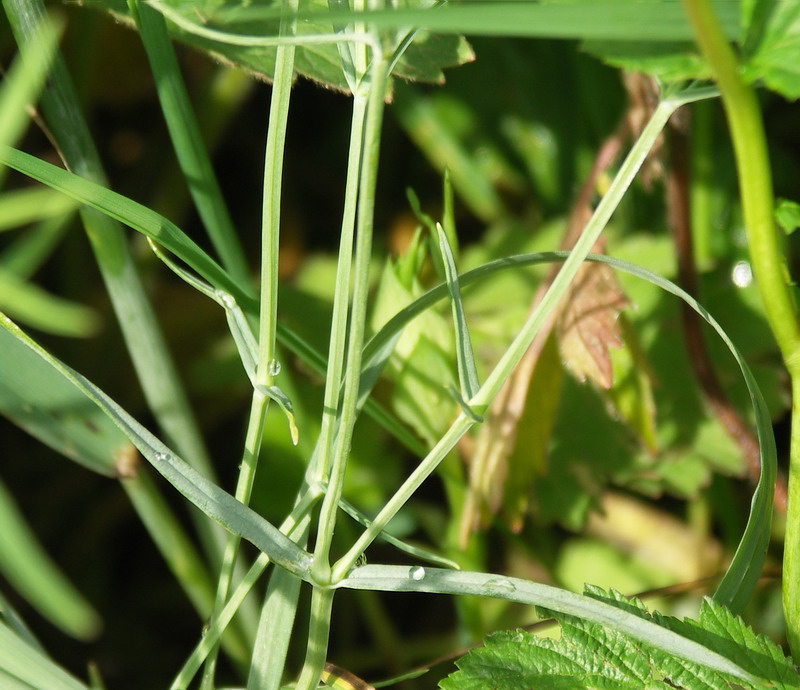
[267, 358, 281, 376]
[409, 566, 426, 581]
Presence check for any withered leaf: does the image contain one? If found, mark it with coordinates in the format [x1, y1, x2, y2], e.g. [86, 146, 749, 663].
[558, 261, 630, 390]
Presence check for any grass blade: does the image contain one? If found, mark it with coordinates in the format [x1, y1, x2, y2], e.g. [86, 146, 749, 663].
[437, 222, 479, 400]
[0, 476, 101, 640]
[130, 0, 251, 285]
[0, 316, 314, 579]
[336, 565, 759, 686]
[0, 145, 250, 311]
[0, 621, 89, 690]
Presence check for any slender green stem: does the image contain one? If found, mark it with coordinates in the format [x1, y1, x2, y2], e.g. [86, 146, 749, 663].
[294, 588, 335, 690]
[312, 51, 390, 584]
[200, 3, 298, 684]
[171, 488, 319, 690]
[332, 92, 705, 581]
[680, 0, 800, 650]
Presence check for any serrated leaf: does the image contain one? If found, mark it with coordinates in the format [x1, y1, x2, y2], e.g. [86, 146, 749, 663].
[655, 598, 800, 689]
[442, 587, 793, 690]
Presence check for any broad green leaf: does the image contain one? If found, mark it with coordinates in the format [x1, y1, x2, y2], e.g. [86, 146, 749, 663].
[370, 257, 456, 446]
[776, 198, 800, 234]
[503, 331, 564, 531]
[0, 477, 101, 640]
[607, 313, 659, 454]
[0, 621, 89, 690]
[654, 596, 800, 689]
[87, 0, 474, 92]
[741, 1, 800, 99]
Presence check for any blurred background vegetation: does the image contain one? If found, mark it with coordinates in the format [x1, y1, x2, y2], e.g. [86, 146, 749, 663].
[1, 3, 799, 687]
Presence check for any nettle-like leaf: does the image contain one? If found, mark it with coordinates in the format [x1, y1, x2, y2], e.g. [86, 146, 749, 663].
[441, 586, 800, 689]
[87, 0, 473, 91]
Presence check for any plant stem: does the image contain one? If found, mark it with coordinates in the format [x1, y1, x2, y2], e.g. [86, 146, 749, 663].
[333, 90, 713, 581]
[312, 50, 389, 584]
[681, 0, 800, 648]
[200, 2, 298, 683]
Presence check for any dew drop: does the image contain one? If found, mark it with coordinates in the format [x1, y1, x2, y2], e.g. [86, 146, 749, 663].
[154, 452, 169, 462]
[731, 260, 753, 288]
[409, 566, 426, 581]
[485, 578, 516, 594]
[267, 358, 281, 376]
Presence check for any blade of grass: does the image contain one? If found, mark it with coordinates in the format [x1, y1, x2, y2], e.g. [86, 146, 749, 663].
[336, 565, 759, 686]
[0, 621, 89, 690]
[0, 213, 72, 278]
[0, 315, 313, 578]
[437, 222, 479, 400]
[0, 146, 250, 310]
[0, 267, 99, 337]
[129, 0, 251, 285]
[0, 187, 76, 231]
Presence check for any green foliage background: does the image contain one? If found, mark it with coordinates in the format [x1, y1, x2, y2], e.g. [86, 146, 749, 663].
[0, 1, 799, 687]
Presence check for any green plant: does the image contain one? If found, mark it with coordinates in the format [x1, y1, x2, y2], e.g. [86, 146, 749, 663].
[0, 0, 798, 688]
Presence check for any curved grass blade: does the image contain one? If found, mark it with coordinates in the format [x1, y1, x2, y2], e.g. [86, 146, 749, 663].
[360, 251, 775, 609]
[336, 565, 759, 686]
[0, 145, 254, 313]
[0, 315, 314, 579]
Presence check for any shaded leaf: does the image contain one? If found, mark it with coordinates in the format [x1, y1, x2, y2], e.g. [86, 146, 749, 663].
[88, 0, 473, 92]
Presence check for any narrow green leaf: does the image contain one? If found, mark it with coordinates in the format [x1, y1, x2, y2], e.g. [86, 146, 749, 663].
[0, 621, 89, 690]
[337, 497, 460, 570]
[0, 145, 253, 312]
[337, 566, 759, 686]
[130, 0, 251, 284]
[0, 267, 99, 337]
[0, 187, 77, 232]
[0, 214, 71, 279]
[0, 316, 314, 579]
[437, 223, 479, 399]
[0, 318, 130, 477]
